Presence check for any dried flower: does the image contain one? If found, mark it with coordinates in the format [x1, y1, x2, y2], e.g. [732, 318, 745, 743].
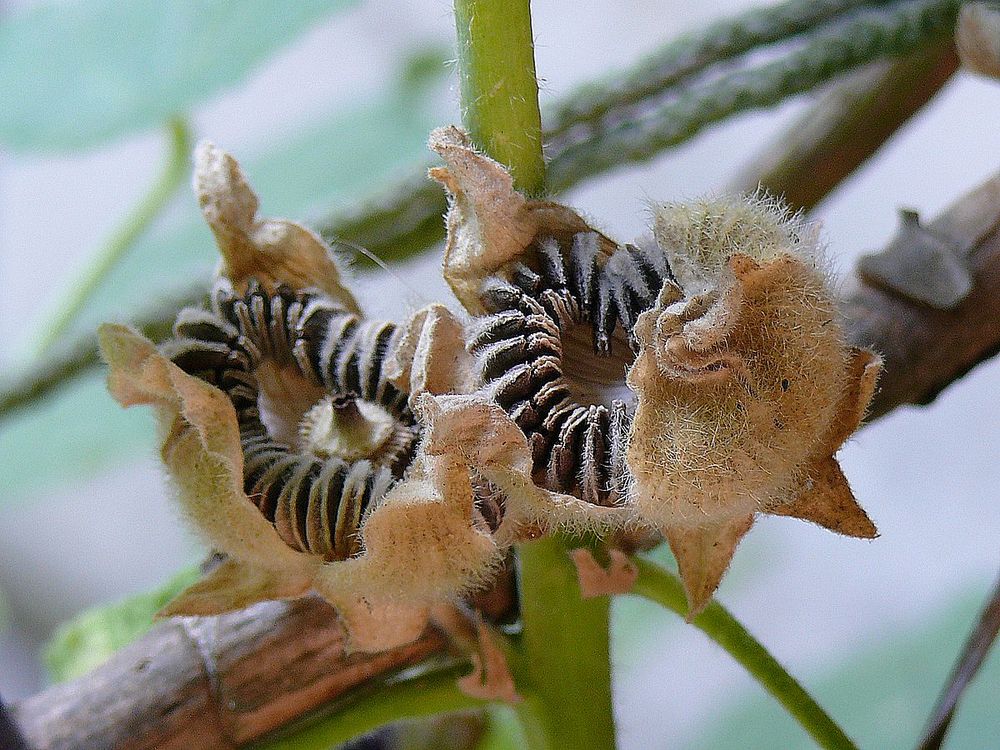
[430, 128, 880, 614]
[101, 144, 507, 655]
[629, 196, 881, 612]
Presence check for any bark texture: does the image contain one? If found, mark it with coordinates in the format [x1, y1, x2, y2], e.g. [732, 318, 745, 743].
[12, 598, 447, 750]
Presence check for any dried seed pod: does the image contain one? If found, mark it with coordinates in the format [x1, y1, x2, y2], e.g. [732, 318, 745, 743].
[430, 127, 669, 512]
[430, 130, 879, 613]
[102, 143, 509, 653]
[627, 195, 880, 613]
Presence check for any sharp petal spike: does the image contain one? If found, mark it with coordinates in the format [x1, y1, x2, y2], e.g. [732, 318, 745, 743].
[665, 514, 755, 617]
[770, 458, 878, 539]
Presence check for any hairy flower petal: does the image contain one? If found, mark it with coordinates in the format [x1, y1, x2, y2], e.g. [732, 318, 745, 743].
[194, 141, 359, 311]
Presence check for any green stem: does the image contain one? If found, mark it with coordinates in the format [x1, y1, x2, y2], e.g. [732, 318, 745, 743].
[251, 664, 485, 750]
[36, 117, 192, 352]
[452, 0, 545, 195]
[516, 537, 616, 750]
[632, 557, 858, 750]
[450, 7, 610, 742]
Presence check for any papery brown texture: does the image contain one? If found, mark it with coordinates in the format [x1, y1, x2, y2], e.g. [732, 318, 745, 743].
[194, 141, 360, 312]
[428, 126, 608, 314]
[571, 548, 639, 598]
[627, 196, 880, 613]
[418, 394, 631, 543]
[386, 303, 479, 400]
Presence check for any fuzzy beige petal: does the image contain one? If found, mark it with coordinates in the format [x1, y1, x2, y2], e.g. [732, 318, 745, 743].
[825, 347, 883, 452]
[417, 394, 630, 541]
[317, 590, 431, 654]
[315, 459, 500, 604]
[310, 450, 502, 653]
[428, 126, 596, 314]
[665, 514, 754, 617]
[627, 203, 864, 593]
[429, 126, 531, 313]
[571, 548, 639, 598]
[158, 559, 313, 618]
[99, 324, 311, 573]
[194, 141, 359, 311]
[386, 303, 477, 400]
[769, 458, 878, 538]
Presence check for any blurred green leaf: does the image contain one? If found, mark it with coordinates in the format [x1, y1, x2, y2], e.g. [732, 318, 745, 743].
[0, 0, 354, 152]
[693, 586, 1000, 750]
[0, 372, 155, 505]
[44, 565, 200, 683]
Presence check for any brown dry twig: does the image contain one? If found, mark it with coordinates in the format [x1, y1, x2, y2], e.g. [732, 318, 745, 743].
[12, 598, 449, 750]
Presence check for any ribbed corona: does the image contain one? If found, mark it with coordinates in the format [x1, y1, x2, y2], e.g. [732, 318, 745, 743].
[471, 232, 676, 506]
[165, 280, 418, 561]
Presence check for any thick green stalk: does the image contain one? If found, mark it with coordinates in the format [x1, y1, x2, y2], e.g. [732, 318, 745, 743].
[632, 558, 858, 750]
[35, 117, 192, 352]
[516, 537, 616, 750]
[453, 0, 545, 195]
[251, 665, 484, 750]
[452, 2, 614, 746]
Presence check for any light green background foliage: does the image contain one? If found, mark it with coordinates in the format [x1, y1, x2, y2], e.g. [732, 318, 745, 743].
[0, 0, 354, 151]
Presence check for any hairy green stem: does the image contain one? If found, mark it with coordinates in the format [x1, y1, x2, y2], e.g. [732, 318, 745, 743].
[35, 117, 192, 352]
[547, 0, 895, 136]
[547, 0, 960, 191]
[632, 558, 858, 750]
[452, 1, 615, 746]
[453, 0, 545, 195]
[251, 664, 484, 750]
[516, 537, 616, 750]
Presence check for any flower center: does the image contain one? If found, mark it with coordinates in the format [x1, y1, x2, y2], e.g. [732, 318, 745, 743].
[472, 233, 675, 506]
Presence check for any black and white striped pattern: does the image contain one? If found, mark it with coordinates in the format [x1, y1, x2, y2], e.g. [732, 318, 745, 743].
[471, 233, 675, 506]
[165, 280, 416, 561]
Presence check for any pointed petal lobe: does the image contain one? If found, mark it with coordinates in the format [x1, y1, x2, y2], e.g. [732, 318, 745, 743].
[665, 514, 754, 617]
[770, 458, 878, 539]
